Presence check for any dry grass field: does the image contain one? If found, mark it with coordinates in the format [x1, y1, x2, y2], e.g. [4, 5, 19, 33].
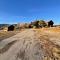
[41, 27, 60, 32]
[35, 27, 60, 60]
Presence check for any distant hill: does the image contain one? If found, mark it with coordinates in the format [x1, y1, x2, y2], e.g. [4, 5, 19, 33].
[0, 24, 18, 28]
[0, 24, 10, 28]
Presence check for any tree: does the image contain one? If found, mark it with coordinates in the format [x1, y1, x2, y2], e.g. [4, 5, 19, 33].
[39, 20, 47, 27]
[48, 20, 54, 27]
[8, 25, 14, 31]
[33, 20, 39, 28]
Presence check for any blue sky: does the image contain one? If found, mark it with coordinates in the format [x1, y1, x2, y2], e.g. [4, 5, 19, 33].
[0, 0, 60, 24]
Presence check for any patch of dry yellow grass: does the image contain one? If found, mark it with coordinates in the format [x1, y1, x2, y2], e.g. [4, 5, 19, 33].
[0, 31, 19, 41]
[34, 29, 60, 60]
[41, 27, 60, 32]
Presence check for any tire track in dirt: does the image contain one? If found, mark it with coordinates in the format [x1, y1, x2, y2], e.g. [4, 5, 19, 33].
[0, 30, 28, 50]
[0, 40, 17, 54]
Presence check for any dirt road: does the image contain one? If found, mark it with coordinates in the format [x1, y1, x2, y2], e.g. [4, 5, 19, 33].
[0, 29, 60, 60]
